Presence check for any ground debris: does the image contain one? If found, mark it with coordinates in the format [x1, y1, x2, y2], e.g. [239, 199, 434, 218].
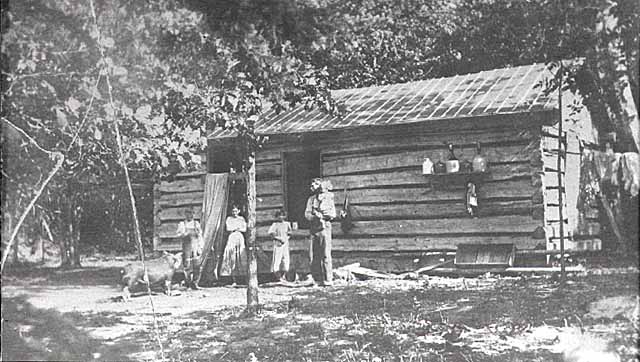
[3, 262, 638, 361]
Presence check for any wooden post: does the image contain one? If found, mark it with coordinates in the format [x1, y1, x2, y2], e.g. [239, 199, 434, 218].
[246, 153, 259, 312]
[557, 61, 566, 285]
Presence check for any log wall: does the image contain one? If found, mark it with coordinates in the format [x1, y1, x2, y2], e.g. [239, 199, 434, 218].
[153, 152, 286, 251]
[248, 115, 550, 272]
[157, 113, 585, 272]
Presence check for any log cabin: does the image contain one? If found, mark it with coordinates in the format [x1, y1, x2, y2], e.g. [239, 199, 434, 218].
[154, 61, 603, 273]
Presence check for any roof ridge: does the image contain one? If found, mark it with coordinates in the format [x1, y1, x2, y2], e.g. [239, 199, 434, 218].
[210, 61, 563, 139]
[331, 61, 550, 93]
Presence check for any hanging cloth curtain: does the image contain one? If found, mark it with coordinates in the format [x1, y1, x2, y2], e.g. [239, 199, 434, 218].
[197, 173, 229, 284]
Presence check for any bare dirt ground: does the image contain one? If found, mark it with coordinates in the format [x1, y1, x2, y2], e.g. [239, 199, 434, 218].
[2, 257, 639, 362]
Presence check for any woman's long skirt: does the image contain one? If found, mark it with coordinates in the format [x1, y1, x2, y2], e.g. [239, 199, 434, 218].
[219, 231, 247, 277]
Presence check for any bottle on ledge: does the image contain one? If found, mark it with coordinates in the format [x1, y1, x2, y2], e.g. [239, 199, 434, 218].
[434, 151, 446, 174]
[472, 141, 488, 172]
[445, 143, 460, 173]
[422, 157, 434, 175]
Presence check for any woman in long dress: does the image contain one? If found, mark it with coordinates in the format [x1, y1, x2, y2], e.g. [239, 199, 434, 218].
[220, 205, 247, 285]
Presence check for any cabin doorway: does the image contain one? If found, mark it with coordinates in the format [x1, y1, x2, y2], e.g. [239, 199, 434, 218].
[208, 144, 241, 173]
[284, 150, 321, 230]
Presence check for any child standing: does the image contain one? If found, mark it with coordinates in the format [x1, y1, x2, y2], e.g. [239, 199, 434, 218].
[176, 209, 203, 289]
[268, 209, 292, 282]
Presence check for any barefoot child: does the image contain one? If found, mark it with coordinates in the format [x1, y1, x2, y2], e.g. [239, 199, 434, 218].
[268, 209, 292, 282]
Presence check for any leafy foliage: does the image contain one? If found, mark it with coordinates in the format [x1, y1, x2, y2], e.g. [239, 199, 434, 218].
[1, 0, 339, 260]
[297, 0, 638, 148]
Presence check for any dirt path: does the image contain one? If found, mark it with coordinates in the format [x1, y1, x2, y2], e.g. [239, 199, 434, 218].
[2, 260, 304, 361]
[2, 262, 639, 361]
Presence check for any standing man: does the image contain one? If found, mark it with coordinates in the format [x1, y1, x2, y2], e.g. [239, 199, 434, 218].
[176, 209, 203, 289]
[304, 178, 337, 286]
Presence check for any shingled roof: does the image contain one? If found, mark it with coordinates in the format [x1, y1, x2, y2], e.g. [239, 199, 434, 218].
[209, 62, 558, 138]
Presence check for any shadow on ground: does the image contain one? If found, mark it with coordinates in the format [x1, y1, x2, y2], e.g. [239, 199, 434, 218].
[3, 266, 123, 287]
[1, 295, 145, 361]
[161, 273, 638, 362]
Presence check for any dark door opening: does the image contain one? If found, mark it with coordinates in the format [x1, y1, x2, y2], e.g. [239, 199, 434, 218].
[284, 150, 321, 230]
[208, 144, 241, 173]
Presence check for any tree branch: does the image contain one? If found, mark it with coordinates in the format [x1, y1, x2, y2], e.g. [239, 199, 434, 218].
[1, 119, 64, 273]
[88, 1, 166, 359]
[66, 74, 102, 153]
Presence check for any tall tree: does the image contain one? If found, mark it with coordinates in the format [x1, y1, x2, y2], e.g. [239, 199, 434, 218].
[1, 0, 336, 310]
[295, 0, 639, 150]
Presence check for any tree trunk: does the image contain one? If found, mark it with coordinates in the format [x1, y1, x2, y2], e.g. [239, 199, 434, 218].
[60, 236, 71, 267]
[597, 6, 640, 152]
[12, 239, 19, 265]
[42, 218, 54, 264]
[60, 194, 82, 268]
[246, 153, 259, 313]
[71, 204, 82, 267]
[11, 209, 18, 264]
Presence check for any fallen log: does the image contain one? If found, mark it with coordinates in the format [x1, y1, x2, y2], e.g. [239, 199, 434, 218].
[339, 263, 394, 279]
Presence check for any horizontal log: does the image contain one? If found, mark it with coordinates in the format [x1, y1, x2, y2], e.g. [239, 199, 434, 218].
[158, 206, 204, 221]
[251, 115, 545, 155]
[338, 199, 534, 220]
[256, 215, 541, 238]
[530, 149, 543, 168]
[255, 199, 535, 226]
[256, 149, 282, 162]
[158, 177, 205, 193]
[346, 216, 542, 235]
[323, 143, 539, 176]
[332, 179, 537, 204]
[257, 195, 284, 210]
[257, 208, 283, 221]
[532, 204, 544, 220]
[256, 162, 281, 180]
[154, 213, 544, 239]
[157, 186, 281, 209]
[175, 172, 277, 192]
[157, 191, 204, 207]
[158, 176, 279, 196]
[257, 234, 543, 252]
[257, 179, 282, 196]
[531, 188, 544, 204]
[329, 163, 533, 190]
[319, 128, 539, 159]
